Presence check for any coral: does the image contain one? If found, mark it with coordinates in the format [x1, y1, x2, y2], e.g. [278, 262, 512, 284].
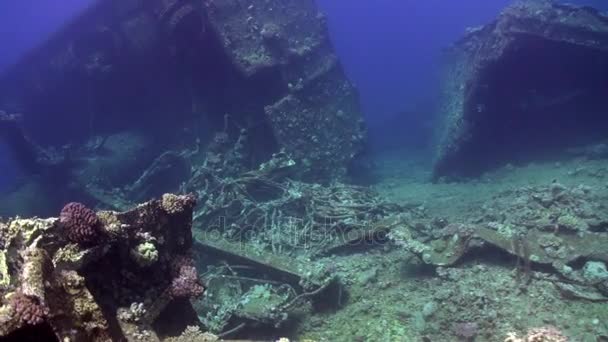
[57, 270, 108, 336]
[582, 261, 608, 284]
[0, 250, 8, 288]
[5, 218, 57, 248]
[59, 202, 102, 245]
[556, 213, 588, 232]
[165, 326, 219, 342]
[117, 302, 147, 323]
[453, 322, 478, 340]
[9, 293, 49, 326]
[162, 193, 197, 215]
[505, 326, 568, 342]
[20, 248, 52, 299]
[53, 243, 88, 269]
[169, 256, 205, 298]
[97, 210, 122, 237]
[130, 241, 159, 267]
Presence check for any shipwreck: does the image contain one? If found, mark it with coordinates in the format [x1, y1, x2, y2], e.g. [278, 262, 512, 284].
[433, 0, 608, 180]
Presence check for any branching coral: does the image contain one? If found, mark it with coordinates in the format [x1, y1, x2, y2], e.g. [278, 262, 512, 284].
[9, 293, 49, 326]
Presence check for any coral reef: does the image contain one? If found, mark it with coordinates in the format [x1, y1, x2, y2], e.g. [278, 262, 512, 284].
[0, 194, 204, 341]
[130, 241, 159, 267]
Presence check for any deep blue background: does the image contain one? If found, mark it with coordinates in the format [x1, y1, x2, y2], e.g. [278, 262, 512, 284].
[0, 142, 16, 192]
[0, 0, 607, 192]
[0, 0, 95, 72]
[316, 0, 608, 120]
[316, 0, 511, 120]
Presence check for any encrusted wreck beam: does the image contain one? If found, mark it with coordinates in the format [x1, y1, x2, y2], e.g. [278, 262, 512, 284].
[264, 58, 366, 180]
[399, 224, 608, 268]
[196, 0, 367, 180]
[433, 0, 608, 180]
[193, 233, 332, 291]
[319, 215, 400, 256]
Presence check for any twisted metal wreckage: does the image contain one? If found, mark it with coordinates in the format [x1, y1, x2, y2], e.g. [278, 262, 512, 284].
[0, 111, 404, 339]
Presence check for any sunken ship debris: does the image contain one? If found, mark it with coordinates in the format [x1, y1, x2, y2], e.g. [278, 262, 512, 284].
[0, 0, 365, 189]
[433, 0, 608, 180]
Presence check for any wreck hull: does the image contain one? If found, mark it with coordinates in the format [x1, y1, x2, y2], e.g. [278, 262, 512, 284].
[433, 0, 608, 180]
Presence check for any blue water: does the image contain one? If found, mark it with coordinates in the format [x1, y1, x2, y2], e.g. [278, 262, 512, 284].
[317, 0, 511, 120]
[0, 141, 18, 193]
[0, 0, 95, 72]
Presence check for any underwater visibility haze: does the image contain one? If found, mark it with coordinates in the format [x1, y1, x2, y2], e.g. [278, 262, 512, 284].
[2, 0, 608, 341]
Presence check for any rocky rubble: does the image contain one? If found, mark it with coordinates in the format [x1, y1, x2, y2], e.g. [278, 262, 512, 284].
[392, 182, 608, 308]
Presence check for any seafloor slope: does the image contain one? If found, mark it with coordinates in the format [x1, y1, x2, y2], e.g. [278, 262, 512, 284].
[297, 146, 608, 341]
